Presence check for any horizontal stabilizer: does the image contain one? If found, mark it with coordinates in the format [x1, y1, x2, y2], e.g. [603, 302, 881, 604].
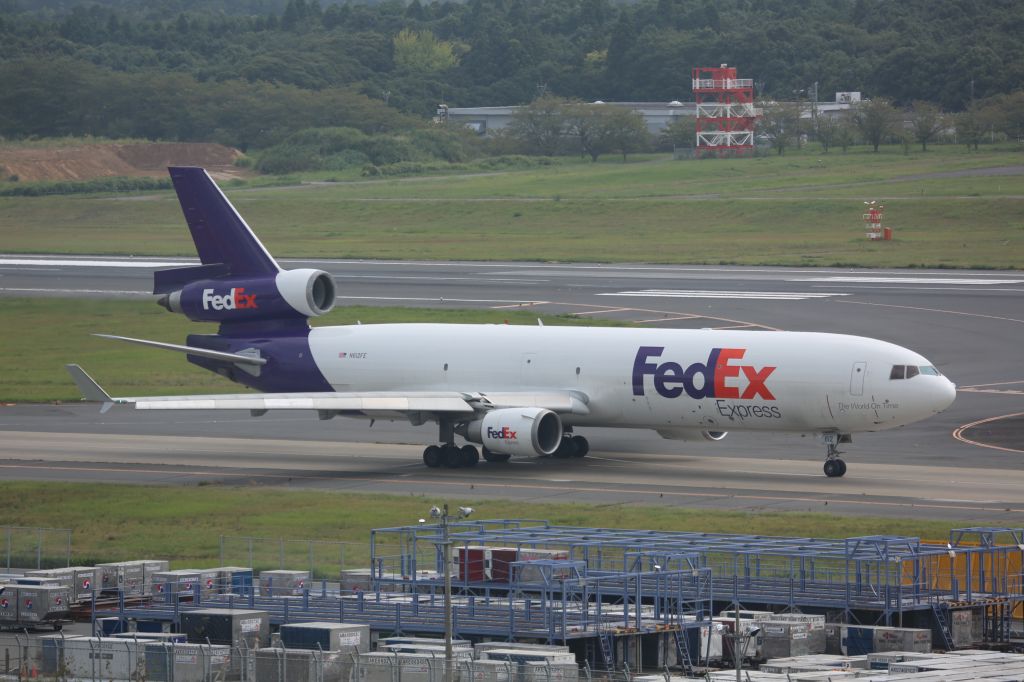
[94, 334, 267, 366]
[153, 262, 229, 294]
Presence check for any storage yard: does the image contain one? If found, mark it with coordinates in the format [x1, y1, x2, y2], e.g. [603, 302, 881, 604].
[3, 520, 1024, 680]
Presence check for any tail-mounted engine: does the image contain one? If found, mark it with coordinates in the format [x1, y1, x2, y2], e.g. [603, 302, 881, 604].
[157, 268, 336, 323]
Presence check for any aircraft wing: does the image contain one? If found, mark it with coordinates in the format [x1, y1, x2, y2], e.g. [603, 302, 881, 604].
[65, 365, 590, 418]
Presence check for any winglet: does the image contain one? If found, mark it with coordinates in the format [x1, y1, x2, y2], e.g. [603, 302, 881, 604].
[65, 364, 115, 413]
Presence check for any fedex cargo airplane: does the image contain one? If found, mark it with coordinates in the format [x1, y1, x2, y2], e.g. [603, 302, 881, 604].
[67, 167, 956, 478]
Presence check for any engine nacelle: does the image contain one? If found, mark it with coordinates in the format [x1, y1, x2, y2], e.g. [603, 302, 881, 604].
[656, 429, 729, 442]
[463, 407, 563, 457]
[159, 268, 336, 323]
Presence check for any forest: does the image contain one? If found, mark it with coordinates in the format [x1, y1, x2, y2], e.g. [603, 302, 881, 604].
[0, 0, 1021, 152]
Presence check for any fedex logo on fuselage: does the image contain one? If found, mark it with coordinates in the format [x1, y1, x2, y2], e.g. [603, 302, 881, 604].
[632, 346, 776, 400]
[202, 287, 257, 311]
[487, 426, 517, 440]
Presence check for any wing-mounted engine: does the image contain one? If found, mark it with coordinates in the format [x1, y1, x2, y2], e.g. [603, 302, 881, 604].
[461, 407, 563, 457]
[157, 268, 336, 323]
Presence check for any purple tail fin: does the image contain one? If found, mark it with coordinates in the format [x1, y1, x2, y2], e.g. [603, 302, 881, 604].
[154, 167, 279, 293]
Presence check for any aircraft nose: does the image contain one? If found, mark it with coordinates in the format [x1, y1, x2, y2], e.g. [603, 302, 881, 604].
[933, 378, 957, 413]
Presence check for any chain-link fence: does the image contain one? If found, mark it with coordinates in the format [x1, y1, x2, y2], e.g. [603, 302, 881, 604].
[2, 527, 72, 571]
[0, 634, 592, 682]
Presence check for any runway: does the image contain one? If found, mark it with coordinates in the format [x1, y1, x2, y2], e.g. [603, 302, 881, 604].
[1, 255, 1022, 521]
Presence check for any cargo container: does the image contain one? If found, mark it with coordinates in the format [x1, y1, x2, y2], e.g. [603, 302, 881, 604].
[3, 584, 71, 628]
[280, 621, 370, 652]
[475, 642, 571, 655]
[381, 644, 475, 659]
[514, 549, 570, 583]
[152, 570, 203, 601]
[214, 566, 254, 595]
[260, 569, 310, 596]
[521, 660, 579, 682]
[96, 615, 126, 635]
[255, 647, 351, 682]
[382, 636, 473, 650]
[839, 624, 931, 656]
[27, 566, 97, 602]
[111, 631, 188, 643]
[480, 649, 576, 665]
[95, 561, 146, 597]
[756, 613, 825, 655]
[179, 608, 270, 648]
[145, 641, 231, 682]
[0, 585, 18, 626]
[461, 659, 516, 682]
[357, 652, 456, 682]
[759, 621, 811, 660]
[58, 636, 146, 680]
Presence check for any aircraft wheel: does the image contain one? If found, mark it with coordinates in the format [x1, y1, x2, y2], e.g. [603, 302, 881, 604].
[442, 444, 463, 468]
[482, 448, 511, 463]
[460, 445, 480, 467]
[570, 436, 589, 457]
[554, 437, 578, 459]
[423, 446, 442, 468]
[824, 459, 846, 478]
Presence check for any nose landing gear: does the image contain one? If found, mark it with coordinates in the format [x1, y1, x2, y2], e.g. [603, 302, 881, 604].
[821, 432, 851, 478]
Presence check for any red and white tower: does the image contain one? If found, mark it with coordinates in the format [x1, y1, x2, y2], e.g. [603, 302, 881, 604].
[692, 64, 758, 157]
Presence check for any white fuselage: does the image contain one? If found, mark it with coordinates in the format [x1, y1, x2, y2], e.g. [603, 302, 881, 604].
[307, 324, 956, 435]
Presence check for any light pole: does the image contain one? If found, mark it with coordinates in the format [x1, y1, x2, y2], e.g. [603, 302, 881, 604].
[729, 608, 761, 682]
[427, 504, 473, 682]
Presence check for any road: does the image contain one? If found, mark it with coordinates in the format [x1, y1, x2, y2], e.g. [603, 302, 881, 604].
[1, 255, 1022, 520]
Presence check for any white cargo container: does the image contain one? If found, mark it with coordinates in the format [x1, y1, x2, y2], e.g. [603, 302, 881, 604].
[259, 569, 310, 596]
[521, 660, 579, 682]
[59, 636, 146, 680]
[145, 641, 231, 682]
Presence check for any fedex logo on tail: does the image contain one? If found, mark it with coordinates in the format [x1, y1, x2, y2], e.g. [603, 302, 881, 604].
[202, 287, 257, 311]
[487, 426, 518, 440]
[633, 346, 776, 400]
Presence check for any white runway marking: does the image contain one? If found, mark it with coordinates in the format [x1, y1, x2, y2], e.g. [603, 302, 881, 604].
[337, 295, 545, 304]
[0, 258, 190, 268]
[599, 289, 847, 301]
[793, 276, 1023, 285]
[334, 274, 548, 284]
[1, 287, 148, 296]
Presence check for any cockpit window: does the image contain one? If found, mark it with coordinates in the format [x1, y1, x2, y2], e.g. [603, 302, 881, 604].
[891, 364, 939, 380]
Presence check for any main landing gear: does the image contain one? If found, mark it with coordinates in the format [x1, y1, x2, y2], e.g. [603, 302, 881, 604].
[822, 432, 849, 478]
[553, 435, 589, 459]
[423, 443, 479, 468]
[423, 419, 480, 469]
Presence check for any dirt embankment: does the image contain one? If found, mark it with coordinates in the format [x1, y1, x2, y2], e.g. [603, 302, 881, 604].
[0, 142, 247, 182]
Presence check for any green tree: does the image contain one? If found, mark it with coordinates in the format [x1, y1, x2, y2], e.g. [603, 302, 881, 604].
[507, 95, 568, 156]
[834, 117, 857, 153]
[909, 101, 945, 151]
[392, 28, 462, 75]
[658, 116, 696, 151]
[602, 107, 649, 161]
[757, 101, 804, 155]
[955, 108, 984, 151]
[816, 114, 839, 153]
[853, 98, 898, 152]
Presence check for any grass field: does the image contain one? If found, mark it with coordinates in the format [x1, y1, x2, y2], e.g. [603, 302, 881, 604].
[1, 145, 1020, 268]
[0, 482, 964, 568]
[0, 298, 623, 402]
